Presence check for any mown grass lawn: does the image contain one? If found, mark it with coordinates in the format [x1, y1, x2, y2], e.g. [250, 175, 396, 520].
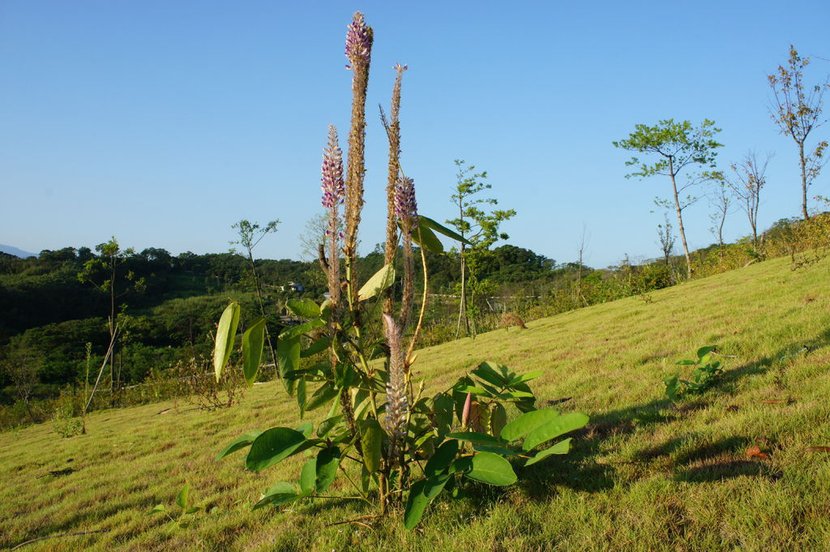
[2, 255, 829, 551]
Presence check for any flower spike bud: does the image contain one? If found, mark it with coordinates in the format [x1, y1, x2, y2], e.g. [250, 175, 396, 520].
[394, 176, 418, 228]
[345, 12, 373, 68]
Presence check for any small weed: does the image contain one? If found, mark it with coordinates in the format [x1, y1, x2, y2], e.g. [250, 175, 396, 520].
[150, 483, 201, 525]
[664, 346, 723, 402]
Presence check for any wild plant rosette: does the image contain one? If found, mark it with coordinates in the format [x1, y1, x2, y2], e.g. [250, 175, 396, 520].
[210, 12, 589, 529]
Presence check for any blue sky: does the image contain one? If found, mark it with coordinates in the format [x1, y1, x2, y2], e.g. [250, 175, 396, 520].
[1, 1, 828, 267]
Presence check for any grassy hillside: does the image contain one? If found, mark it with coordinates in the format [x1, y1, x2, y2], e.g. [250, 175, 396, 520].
[2, 255, 829, 551]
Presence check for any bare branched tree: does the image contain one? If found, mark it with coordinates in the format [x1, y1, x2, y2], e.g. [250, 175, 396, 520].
[708, 180, 731, 247]
[768, 45, 829, 220]
[727, 151, 772, 248]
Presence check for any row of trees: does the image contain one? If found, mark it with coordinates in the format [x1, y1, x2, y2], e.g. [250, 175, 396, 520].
[614, 45, 828, 279]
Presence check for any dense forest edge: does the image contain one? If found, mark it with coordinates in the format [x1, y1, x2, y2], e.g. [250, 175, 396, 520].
[1, 212, 828, 429]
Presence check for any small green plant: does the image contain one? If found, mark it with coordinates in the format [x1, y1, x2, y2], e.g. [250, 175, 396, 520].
[664, 345, 723, 401]
[150, 483, 201, 524]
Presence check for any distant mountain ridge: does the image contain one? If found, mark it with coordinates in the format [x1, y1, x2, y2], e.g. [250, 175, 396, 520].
[0, 244, 36, 258]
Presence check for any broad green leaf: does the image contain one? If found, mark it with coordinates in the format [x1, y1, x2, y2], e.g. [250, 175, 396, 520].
[315, 447, 341, 492]
[498, 389, 535, 400]
[360, 465, 372, 494]
[403, 474, 451, 530]
[305, 383, 340, 412]
[411, 221, 444, 253]
[252, 482, 298, 510]
[317, 415, 343, 438]
[296, 377, 307, 418]
[360, 419, 384, 473]
[490, 403, 508, 437]
[508, 370, 544, 385]
[472, 361, 509, 387]
[277, 336, 301, 393]
[664, 375, 680, 402]
[279, 319, 326, 340]
[176, 483, 189, 509]
[433, 393, 455, 438]
[524, 438, 572, 466]
[242, 317, 266, 385]
[455, 385, 491, 397]
[697, 345, 717, 360]
[246, 428, 312, 472]
[357, 264, 395, 301]
[500, 409, 561, 442]
[299, 458, 316, 496]
[295, 421, 314, 438]
[420, 215, 471, 245]
[301, 336, 331, 358]
[150, 504, 166, 513]
[213, 302, 240, 382]
[523, 412, 589, 451]
[456, 451, 517, 486]
[216, 430, 263, 460]
[286, 298, 321, 319]
[475, 444, 520, 456]
[424, 439, 459, 477]
[446, 431, 505, 447]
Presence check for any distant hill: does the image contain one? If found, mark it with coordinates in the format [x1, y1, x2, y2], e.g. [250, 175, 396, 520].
[0, 244, 36, 258]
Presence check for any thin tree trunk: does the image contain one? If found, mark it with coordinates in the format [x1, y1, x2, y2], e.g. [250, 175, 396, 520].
[247, 251, 278, 379]
[669, 159, 692, 279]
[799, 141, 809, 220]
[456, 246, 469, 338]
[109, 260, 116, 406]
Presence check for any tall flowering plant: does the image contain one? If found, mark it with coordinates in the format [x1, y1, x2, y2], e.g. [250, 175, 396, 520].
[211, 12, 589, 528]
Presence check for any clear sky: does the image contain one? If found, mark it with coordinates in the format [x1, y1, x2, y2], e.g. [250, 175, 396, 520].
[1, 1, 829, 267]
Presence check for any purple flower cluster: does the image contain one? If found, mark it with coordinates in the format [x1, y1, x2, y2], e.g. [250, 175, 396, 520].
[345, 12, 372, 67]
[321, 126, 344, 209]
[394, 176, 418, 226]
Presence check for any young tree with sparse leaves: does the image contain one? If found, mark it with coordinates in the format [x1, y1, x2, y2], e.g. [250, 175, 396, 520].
[768, 45, 829, 220]
[78, 237, 144, 403]
[657, 212, 676, 268]
[231, 219, 279, 377]
[709, 180, 731, 247]
[614, 119, 723, 279]
[447, 160, 515, 338]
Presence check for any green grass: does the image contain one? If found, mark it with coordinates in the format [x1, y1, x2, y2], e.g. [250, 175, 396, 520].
[2, 255, 830, 551]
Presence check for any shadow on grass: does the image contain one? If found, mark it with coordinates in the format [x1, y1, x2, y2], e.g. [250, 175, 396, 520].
[519, 333, 830, 498]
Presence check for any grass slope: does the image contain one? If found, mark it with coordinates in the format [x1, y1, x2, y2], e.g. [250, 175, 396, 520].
[2, 255, 829, 551]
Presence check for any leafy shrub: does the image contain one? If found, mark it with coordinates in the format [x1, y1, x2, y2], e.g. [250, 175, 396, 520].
[51, 386, 84, 437]
[174, 356, 244, 411]
[499, 312, 527, 329]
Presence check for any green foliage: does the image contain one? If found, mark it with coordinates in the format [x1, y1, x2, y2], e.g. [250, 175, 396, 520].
[242, 318, 266, 385]
[356, 263, 395, 301]
[613, 119, 722, 179]
[664, 345, 724, 402]
[217, 335, 589, 528]
[213, 302, 240, 382]
[150, 483, 201, 523]
[51, 387, 84, 438]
